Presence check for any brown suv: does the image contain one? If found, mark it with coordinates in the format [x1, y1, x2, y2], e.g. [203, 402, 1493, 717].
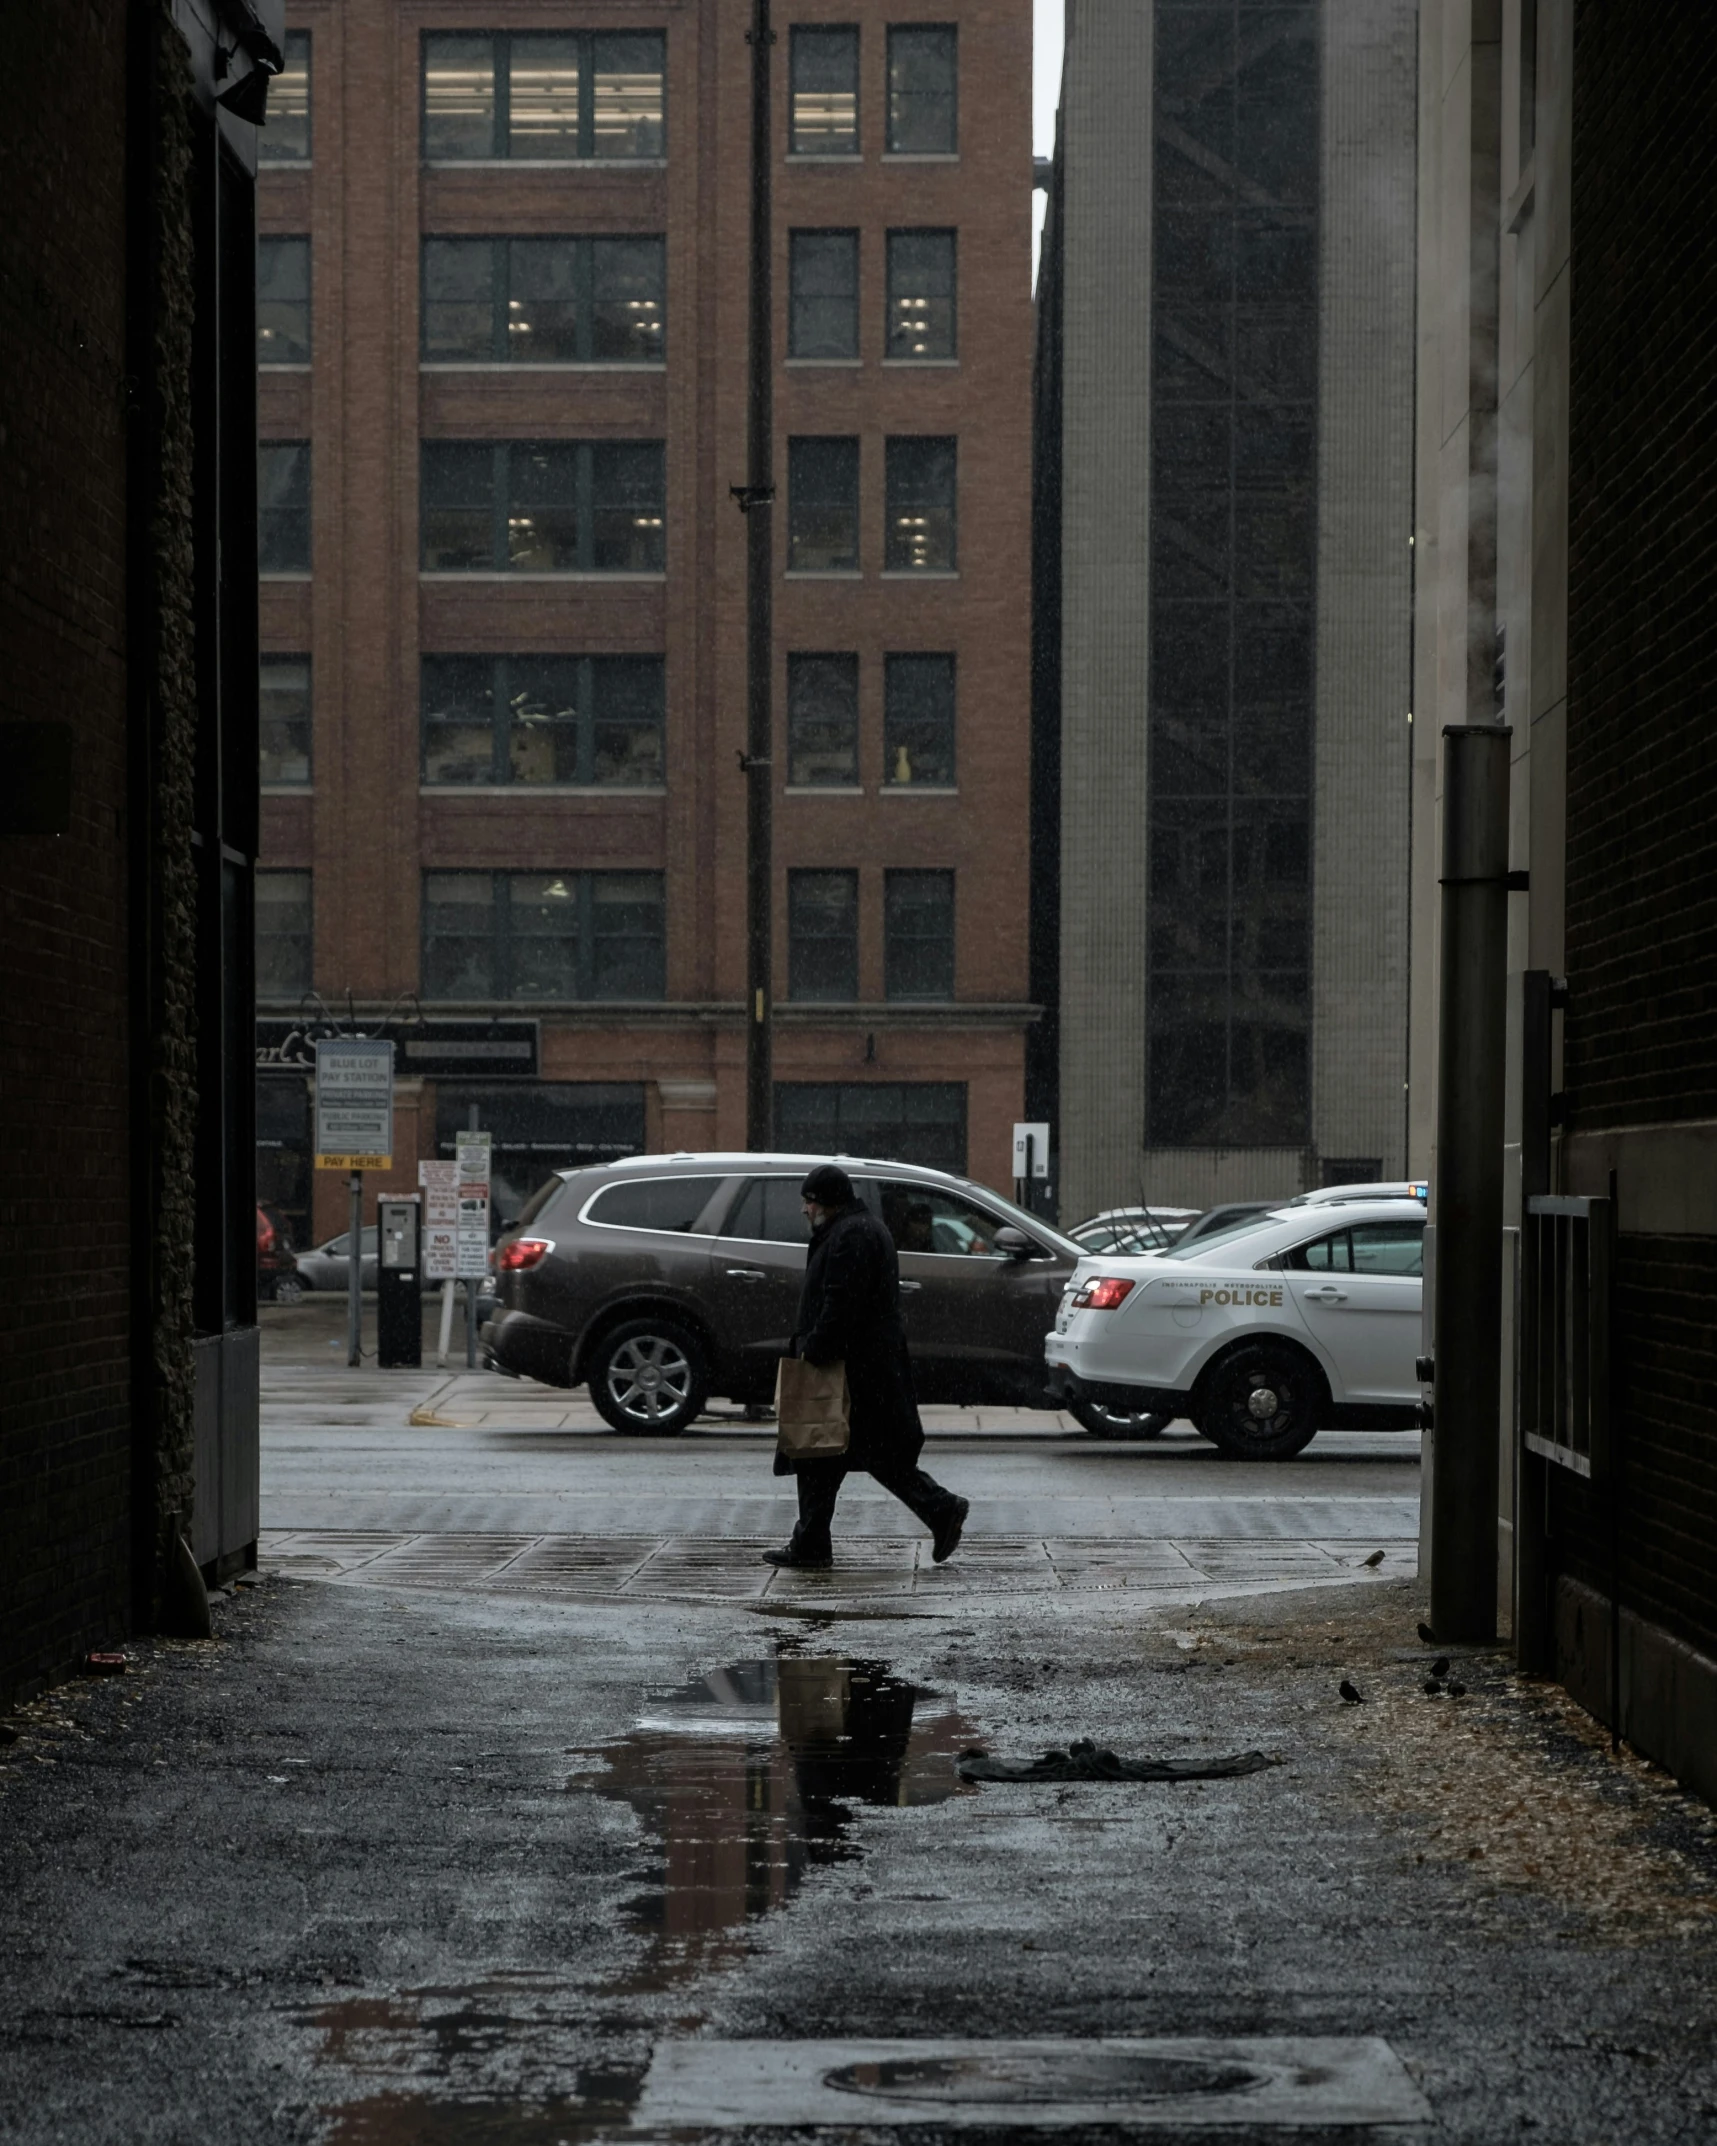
[483, 1151, 1155, 1439]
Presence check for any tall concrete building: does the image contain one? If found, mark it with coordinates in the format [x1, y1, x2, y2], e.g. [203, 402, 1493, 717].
[1031, 0, 1416, 1225]
[256, 0, 1033, 1239]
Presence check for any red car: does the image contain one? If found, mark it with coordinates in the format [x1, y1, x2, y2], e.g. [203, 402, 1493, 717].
[256, 1205, 303, 1305]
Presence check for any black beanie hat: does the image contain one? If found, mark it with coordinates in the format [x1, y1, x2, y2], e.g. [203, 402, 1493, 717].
[800, 1162, 856, 1207]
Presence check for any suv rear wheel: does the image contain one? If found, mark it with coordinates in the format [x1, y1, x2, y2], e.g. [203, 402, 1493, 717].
[588, 1316, 710, 1436]
[1068, 1396, 1170, 1440]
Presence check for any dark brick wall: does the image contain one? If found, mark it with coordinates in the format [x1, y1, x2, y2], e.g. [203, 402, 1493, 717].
[1550, 1237, 1717, 1661]
[0, 2, 136, 1696]
[1564, 1, 1717, 1128]
[1555, 2, 1717, 1677]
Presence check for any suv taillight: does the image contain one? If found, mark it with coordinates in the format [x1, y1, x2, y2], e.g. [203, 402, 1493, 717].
[1073, 1276, 1135, 1310]
[496, 1236, 554, 1272]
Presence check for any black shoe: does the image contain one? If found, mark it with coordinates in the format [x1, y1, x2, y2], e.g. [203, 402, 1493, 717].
[931, 1496, 969, 1565]
[761, 1544, 833, 1569]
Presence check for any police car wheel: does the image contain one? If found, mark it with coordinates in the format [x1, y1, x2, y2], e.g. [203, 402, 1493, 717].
[1199, 1344, 1322, 1461]
[1068, 1397, 1170, 1439]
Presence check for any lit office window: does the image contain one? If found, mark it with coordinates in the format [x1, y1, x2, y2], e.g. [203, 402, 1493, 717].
[421, 655, 664, 786]
[886, 229, 955, 358]
[424, 237, 665, 364]
[884, 436, 956, 571]
[788, 870, 859, 1001]
[259, 31, 310, 161]
[788, 436, 860, 571]
[422, 31, 664, 159]
[420, 441, 666, 572]
[883, 654, 954, 785]
[789, 231, 860, 358]
[258, 442, 310, 571]
[884, 870, 954, 1000]
[260, 656, 312, 785]
[257, 236, 311, 364]
[886, 25, 956, 153]
[256, 870, 312, 998]
[422, 871, 665, 1000]
[790, 26, 859, 154]
[787, 654, 859, 785]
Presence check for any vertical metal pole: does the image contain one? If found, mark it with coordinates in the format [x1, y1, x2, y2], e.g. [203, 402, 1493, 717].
[744, 0, 775, 1149]
[466, 1102, 479, 1370]
[347, 1169, 362, 1367]
[1430, 725, 1511, 1641]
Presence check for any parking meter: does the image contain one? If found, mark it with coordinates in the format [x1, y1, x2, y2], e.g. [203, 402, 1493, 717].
[376, 1195, 422, 1368]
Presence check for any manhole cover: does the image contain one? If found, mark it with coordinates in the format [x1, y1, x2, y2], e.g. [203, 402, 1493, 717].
[826, 2053, 1261, 2103]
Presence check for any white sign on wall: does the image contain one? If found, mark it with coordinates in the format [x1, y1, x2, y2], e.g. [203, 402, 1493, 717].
[1011, 1121, 1051, 1180]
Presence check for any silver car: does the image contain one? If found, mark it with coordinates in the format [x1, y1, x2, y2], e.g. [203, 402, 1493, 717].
[293, 1225, 379, 1293]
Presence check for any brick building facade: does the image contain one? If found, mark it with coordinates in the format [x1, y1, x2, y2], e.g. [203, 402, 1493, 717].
[1, 0, 270, 1710]
[1413, 0, 1717, 1799]
[256, 0, 1033, 1243]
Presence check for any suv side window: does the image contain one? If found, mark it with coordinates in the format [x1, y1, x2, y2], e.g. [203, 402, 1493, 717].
[722, 1177, 812, 1245]
[584, 1176, 725, 1233]
[877, 1178, 1002, 1257]
[1349, 1220, 1424, 1276]
[1288, 1228, 1354, 1272]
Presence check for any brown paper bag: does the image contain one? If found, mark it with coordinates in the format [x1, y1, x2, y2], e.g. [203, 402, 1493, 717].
[774, 1354, 851, 1458]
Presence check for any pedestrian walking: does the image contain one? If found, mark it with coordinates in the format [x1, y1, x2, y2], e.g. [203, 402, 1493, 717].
[764, 1163, 969, 1569]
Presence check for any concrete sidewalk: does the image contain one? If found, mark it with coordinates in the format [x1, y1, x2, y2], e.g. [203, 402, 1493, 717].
[4, 1568, 1717, 2142]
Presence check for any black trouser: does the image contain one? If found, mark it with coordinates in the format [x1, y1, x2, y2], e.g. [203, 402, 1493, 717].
[790, 1455, 961, 1558]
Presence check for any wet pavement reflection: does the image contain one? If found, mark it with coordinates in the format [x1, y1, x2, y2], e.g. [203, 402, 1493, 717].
[571, 1650, 981, 1992]
[306, 1649, 981, 2139]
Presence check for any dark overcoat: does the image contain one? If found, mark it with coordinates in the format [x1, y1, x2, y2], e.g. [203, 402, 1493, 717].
[773, 1203, 925, 1476]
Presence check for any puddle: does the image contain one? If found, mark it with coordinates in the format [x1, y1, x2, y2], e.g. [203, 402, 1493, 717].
[570, 1650, 982, 1993]
[304, 1651, 982, 2137]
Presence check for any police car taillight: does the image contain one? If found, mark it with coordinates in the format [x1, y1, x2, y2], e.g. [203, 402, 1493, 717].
[1073, 1277, 1135, 1310]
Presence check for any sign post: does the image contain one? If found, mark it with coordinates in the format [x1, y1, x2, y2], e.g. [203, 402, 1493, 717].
[455, 1128, 492, 1371]
[419, 1159, 460, 1368]
[1011, 1120, 1051, 1214]
[314, 1037, 394, 1368]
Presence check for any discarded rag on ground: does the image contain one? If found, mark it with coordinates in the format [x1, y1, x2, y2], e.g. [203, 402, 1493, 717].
[957, 1738, 1279, 1784]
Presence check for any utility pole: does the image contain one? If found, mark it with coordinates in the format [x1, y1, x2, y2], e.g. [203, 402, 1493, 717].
[1428, 723, 1511, 1641]
[740, 0, 775, 1148]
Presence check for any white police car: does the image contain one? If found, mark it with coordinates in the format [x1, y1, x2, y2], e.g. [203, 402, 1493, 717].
[1044, 1194, 1426, 1461]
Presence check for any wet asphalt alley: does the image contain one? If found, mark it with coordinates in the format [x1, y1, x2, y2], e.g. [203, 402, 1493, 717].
[5, 1345, 1717, 2142]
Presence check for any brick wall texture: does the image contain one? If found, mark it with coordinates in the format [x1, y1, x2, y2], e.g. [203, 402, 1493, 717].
[1554, 2, 1717, 1665]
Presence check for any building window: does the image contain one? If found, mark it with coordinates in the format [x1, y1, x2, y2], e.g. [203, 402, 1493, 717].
[789, 26, 859, 155]
[420, 441, 665, 573]
[776, 1080, 966, 1173]
[886, 25, 956, 154]
[884, 436, 956, 571]
[787, 654, 859, 785]
[259, 442, 310, 572]
[789, 231, 860, 360]
[886, 229, 955, 358]
[422, 31, 665, 161]
[421, 654, 664, 786]
[884, 653, 954, 785]
[257, 236, 311, 364]
[421, 236, 665, 364]
[256, 870, 312, 998]
[1146, 4, 1319, 1147]
[788, 869, 859, 1001]
[259, 31, 311, 162]
[884, 869, 954, 1000]
[788, 436, 860, 571]
[422, 870, 666, 1001]
[260, 657, 312, 785]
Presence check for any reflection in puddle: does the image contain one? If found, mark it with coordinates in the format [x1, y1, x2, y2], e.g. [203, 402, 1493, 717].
[572, 1652, 981, 1993]
[305, 1652, 981, 2138]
